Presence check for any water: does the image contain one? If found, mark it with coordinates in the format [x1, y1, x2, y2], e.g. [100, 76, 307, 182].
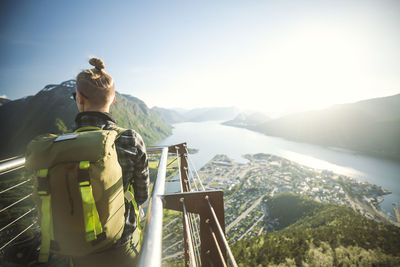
[157, 121, 400, 216]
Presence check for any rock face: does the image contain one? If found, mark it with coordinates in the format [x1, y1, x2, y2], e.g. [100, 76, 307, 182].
[0, 80, 171, 158]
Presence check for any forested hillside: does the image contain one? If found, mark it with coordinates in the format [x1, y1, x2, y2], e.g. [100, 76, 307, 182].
[232, 193, 400, 266]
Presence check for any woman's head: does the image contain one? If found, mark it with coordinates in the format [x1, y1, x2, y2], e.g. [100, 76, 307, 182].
[76, 58, 115, 111]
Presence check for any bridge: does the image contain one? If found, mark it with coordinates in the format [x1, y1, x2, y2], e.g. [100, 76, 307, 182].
[0, 143, 238, 267]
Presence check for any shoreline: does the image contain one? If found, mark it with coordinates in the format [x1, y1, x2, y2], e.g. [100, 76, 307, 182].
[223, 122, 400, 163]
[199, 153, 398, 226]
[159, 121, 400, 221]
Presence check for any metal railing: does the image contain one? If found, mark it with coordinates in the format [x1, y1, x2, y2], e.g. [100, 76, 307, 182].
[0, 157, 25, 176]
[0, 143, 238, 267]
[151, 143, 238, 267]
[0, 157, 35, 251]
[138, 147, 168, 267]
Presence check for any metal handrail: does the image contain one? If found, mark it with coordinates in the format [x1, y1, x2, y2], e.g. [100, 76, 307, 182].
[138, 147, 168, 267]
[0, 157, 25, 176]
[0, 146, 163, 175]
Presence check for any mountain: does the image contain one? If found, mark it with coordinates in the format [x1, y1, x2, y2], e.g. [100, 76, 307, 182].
[232, 193, 400, 266]
[223, 112, 270, 127]
[151, 106, 240, 123]
[152, 106, 187, 124]
[184, 107, 240, 122]
[111, 94, 171, 143]
[230, 94, 400, 161]
[0, 80, 172, 158]
[339, 93, 400, 121]
[0, 98, 11, 106]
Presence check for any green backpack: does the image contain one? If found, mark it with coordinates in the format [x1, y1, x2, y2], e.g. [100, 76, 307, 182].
[25, 126, 137, 262]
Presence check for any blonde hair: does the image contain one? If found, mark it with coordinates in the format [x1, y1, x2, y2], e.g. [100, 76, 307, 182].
[76, 58, 115, 107]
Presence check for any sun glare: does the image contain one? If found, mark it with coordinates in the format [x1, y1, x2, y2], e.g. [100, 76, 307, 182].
[225, 21, 375, 115]
[135, 11, 397, 118]
[160, 21, 377, 116]
[280, 150, 366, 178]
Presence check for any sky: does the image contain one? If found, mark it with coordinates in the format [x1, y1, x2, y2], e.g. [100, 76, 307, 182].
[1, 0, 400, 117]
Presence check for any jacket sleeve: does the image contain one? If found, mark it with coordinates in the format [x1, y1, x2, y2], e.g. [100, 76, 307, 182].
[115, 129, 149, 205]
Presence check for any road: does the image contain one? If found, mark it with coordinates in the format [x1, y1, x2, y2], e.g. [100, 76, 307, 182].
[238, 214, 265, 241]
[226, 195, 264, 232]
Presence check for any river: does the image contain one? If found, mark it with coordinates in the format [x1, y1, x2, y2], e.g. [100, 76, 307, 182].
[157, 121, 400, 217]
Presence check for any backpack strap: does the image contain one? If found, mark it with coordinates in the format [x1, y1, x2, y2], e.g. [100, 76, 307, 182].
[124, 185, 142, 244]
[77, 161, 104, 243]
[74, 126, 102, 133]
[37, 169, 55, 263]
[107, 125, 127, 139]
[74, 124, 126, 139]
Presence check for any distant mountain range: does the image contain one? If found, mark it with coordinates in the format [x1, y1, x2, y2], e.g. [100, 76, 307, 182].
[224, 94, 400, 161]
[0, 80, 171, 158]
[151, 107, 187, 124]
[152, 106, 240, 124]
[223, 112, 270, 127]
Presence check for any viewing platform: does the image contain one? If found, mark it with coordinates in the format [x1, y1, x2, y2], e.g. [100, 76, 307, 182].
[0, 143, 237, 267]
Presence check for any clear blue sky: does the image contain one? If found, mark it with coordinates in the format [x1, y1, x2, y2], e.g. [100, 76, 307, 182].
[1, 0, 400, 116]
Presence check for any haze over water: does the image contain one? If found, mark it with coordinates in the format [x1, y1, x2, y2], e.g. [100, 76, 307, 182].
[158, 121, 400, 218]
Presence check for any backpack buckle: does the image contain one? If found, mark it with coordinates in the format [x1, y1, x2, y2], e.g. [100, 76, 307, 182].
[78, 161, 91, 186]
[37, 169, 50, 195]
[77, 169, 91, 186]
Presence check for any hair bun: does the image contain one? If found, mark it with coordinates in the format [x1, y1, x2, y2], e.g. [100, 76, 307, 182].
[89, 57, 105, 70]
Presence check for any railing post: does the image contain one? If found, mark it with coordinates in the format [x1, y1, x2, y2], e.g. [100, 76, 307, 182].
[179, 145, 190, 193]
[175, 144, 193, 266]
[163, 191, 228, 267]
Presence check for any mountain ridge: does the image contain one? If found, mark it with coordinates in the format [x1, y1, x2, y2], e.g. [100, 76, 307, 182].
[223, 112, 271, 127]
[0, 80, 172, 158]
[0, 98, 11, 106]
[224, 94, 400, 161]
[151, 106, 240, 124]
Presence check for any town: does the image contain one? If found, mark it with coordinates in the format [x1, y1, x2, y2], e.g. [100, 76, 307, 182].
[200, 153, 397, 242]
[161, 153, 397, 264]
